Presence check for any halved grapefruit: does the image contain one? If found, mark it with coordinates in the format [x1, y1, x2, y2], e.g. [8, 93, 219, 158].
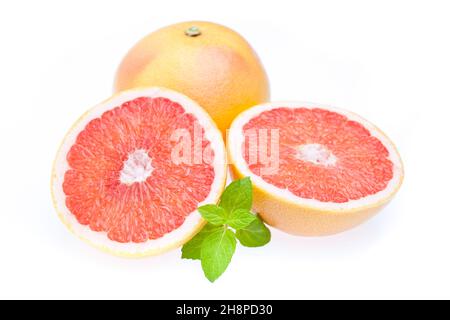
[228, 102, 403, 236]
[51, 87, 227, 257]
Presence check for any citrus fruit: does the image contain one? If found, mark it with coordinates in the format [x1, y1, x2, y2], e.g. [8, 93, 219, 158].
[114, 21, 270, 135]
[51, 87, 227, 257]
[228, 102, 404, 236]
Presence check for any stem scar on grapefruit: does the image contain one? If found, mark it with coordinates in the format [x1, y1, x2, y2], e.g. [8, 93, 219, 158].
[228, 102, 404, 236]
[51, 87, 227, 257]
[114, 21, 270, 135]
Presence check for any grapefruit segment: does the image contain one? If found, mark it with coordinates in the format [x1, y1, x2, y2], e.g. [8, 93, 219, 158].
[52, 88, 227, 257]
[228, 102, 403, 236]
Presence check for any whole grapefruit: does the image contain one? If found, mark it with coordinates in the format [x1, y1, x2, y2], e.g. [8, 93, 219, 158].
[114, 21, 270, 135]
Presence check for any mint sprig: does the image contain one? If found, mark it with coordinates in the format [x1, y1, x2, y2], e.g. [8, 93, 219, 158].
[181, 177, 271, 282]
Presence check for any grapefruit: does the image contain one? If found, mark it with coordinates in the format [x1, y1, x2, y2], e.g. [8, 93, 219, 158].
[228, 102, 404, 236]
[114, 21, 270, 135]
[51, 88, 227, 257]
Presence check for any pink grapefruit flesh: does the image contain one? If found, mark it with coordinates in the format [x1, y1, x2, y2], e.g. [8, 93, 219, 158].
[243, 107, 393, 203]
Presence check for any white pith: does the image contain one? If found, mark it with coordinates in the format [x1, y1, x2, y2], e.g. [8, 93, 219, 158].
[296, 143, 337, 167]
[52, 87, 226, 256]
[228, 101, 403, 211]
[120, 149, 154, 185]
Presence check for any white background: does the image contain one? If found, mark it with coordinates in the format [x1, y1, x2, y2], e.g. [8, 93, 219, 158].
[0, 0, 449, 299]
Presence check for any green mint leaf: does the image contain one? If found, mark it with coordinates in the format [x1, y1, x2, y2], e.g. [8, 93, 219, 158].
[226, 209, 256, 230]
[198, 204, 227, 225]
[219, 177, 252, 213]
[235, 216, 271, 247]
[201, 227, 236, 282]
[181, 224, 221, 260]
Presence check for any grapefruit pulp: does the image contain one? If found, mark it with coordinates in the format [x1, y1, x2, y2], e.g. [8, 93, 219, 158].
[51, 88, 227, 257]
[228, 102, 404, 236]
[114, 21, 270, 135]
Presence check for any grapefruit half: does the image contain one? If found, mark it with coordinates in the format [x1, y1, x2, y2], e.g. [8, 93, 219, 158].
[228, 102, 404, 236]
[51, 87, 227, 257]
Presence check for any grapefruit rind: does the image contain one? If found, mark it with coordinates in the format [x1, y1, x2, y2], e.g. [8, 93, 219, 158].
[51, 87, 227, 257]
[228, 101, 404, 236]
